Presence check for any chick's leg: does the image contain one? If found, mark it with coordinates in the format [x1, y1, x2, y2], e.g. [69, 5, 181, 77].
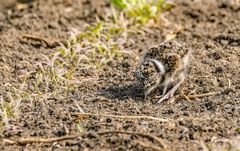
[144, 78, 161, 99]
[161, 77, 171, 95]
[162, 84, 168, 96]
[157, 74, 185, 104]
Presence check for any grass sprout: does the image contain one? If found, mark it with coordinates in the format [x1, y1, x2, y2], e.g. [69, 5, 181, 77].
[0, 91, 22, 131]
[52, 0, 172, 71]
[54, 20, 127, 70]
[0, 57, 79, 132]
[111, 0, 173, 24]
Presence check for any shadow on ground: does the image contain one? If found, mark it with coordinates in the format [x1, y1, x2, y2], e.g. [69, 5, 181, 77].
[98, 82, 144, 101]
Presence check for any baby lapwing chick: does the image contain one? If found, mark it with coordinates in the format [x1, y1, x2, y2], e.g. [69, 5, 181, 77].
[135, 40, 191, 104]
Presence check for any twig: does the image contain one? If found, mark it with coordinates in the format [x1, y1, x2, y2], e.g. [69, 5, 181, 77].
[187, 92, 220, 99]
[180, 90, 191, 102]
[2, 135, 79, 145]
[21, 34, 59, 48]
[72, 112, 170, 122]
[98, 130, 168, 149]
[2, 131, 168, 149]
[177, 91, 220, 101]
[73, 99, 85, 113]
[155, 91, 220, 101]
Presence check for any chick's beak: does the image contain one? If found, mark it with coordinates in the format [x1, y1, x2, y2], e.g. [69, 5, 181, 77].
[134, 68, 144, 80]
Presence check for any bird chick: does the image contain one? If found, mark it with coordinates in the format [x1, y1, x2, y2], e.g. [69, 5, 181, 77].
[135, 40, 191, 104]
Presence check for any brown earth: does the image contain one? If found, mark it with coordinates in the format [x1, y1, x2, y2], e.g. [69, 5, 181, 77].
[0, 0, 239, 150]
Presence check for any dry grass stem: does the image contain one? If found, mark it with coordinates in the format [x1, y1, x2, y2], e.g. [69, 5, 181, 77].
[180, 90, 191, 102]
[21, 34, 59, 48]
[187, 92, 220, 99]
[2, 135, 79, 145]
[73, 112, 170, 122]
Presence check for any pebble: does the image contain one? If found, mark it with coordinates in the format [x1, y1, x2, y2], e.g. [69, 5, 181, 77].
[224, 104, 232, 109]
[220, 39, 229, 46]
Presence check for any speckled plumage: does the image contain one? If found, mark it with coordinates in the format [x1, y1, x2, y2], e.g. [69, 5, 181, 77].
[135, 40, 191, 103]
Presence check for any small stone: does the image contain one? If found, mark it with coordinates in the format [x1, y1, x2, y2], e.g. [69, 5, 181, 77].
[224, 104, 232, 109]
[220, 40, 228, 46]
[201, 59, 208, 64]
[231, 42, 238, 47]
[221, 88, 234, 95]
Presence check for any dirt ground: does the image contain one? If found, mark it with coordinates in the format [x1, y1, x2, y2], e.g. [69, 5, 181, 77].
[0, 0, 239, 150]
